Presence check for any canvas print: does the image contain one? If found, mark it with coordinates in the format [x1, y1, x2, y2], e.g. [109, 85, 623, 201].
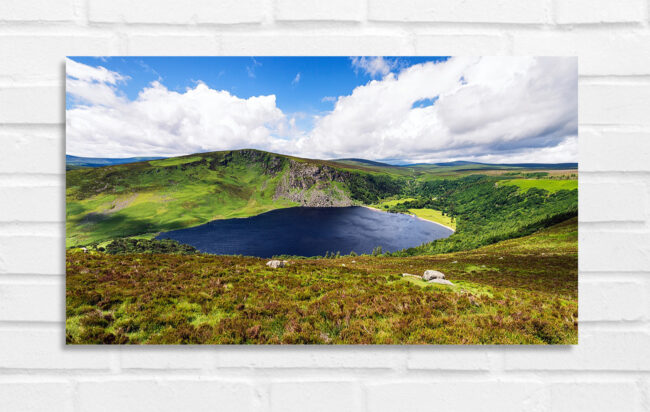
[65, 56, 578, 344]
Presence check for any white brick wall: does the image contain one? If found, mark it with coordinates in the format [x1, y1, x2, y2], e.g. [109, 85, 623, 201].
[1, 1, 648, 410]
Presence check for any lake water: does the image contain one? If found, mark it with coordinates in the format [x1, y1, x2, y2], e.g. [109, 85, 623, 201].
[157, 206, 453, 258]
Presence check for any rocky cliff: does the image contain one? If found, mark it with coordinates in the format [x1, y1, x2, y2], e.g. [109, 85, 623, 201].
[274, 160, 354, 207]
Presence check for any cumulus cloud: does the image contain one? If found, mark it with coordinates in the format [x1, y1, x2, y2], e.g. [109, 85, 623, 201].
[66, 60, 295, 158]
[350, 56, 397, 78]
[296, 56, 577, 163]
[66, 57, 577, 163]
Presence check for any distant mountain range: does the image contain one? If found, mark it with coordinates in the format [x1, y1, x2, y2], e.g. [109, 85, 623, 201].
[66, 155, 164, 170]
[67, 153, 577, 170]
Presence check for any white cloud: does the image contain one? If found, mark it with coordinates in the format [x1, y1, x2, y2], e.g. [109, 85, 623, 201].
[66, 57, 577, 163]
[296, 57, 577, 163]
[350, 56, 397, 78]
[292, 72, 301, 85]
[321, 96, 337, 103]
[66, 61, 296, 158]
[66, 58, 127, 84]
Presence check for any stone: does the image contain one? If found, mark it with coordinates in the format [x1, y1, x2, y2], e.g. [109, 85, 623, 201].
[401, 273, 420, 278]
[428, 278, 454, 286]
[266, 260, 285, 268]
[423, 270, 445, 280]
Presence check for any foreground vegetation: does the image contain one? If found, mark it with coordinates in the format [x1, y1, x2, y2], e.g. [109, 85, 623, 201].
[66, 218, 577, 344]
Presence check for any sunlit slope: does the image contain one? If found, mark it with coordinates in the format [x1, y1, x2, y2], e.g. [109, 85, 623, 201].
[66, 150, 296, 246]
[66, 149, 406, 246]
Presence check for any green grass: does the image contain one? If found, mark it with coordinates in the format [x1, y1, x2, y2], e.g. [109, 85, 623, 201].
[66, 217, 577, 344]
[66, 151, 299, 246]
[500, 179, 578, 193]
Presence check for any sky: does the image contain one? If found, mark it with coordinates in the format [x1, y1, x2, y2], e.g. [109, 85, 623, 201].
[66, 56, 577, 164]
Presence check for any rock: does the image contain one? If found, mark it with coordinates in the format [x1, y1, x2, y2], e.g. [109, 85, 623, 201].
[266, 260, 285, 268]
[428, 278, 454, 286]
[351, 260, 356, 263]
[423, 270, 445, 281]
[451, 261, 457, 264]
[401, 273, 421, 278]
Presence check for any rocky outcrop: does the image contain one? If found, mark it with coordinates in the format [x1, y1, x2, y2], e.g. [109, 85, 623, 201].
[266, 260, 287, 268]
[423, 270, 446, 281]
[274, 160, 354, 207]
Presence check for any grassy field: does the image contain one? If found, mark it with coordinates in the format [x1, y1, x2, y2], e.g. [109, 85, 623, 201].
[500, 179, 578, 193]
[66, 217, 577, 344]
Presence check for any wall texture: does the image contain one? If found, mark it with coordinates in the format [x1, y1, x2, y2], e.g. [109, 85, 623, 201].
[1, 0, 649, 410]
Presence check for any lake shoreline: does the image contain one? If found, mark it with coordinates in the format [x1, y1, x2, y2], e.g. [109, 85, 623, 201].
[361, 205, 456, 233]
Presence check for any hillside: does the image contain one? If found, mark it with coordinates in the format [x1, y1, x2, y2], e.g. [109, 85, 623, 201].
[66, 149, 578, 254]
[66, 217, 578, 344]
[66, 149, 405, 246]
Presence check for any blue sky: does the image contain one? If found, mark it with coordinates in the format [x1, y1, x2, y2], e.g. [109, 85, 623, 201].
[67, 56, 447, 132]
[65, 56, 577, 164]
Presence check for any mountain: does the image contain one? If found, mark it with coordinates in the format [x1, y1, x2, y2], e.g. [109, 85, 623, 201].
[66, 149, 404, 246]
[66, 155, 165, 170]
[330, 158, 396, 168]
[66, 149, 578, 250]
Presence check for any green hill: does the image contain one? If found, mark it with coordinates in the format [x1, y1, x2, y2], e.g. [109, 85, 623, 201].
[66, 149, 405, 246]
[66, 149, 578, 254]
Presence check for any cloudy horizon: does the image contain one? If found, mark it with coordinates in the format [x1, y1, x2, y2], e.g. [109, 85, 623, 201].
[66, 56, 577, 165]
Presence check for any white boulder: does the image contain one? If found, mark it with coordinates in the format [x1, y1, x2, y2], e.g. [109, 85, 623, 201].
[266, 260, 286, 268]
[423, 270, 445, 281]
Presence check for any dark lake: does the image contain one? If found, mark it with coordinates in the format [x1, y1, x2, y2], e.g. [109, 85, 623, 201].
[157, 206, 453, 258]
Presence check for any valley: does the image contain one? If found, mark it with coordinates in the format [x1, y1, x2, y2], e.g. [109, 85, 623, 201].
[66, 149, 578, 344]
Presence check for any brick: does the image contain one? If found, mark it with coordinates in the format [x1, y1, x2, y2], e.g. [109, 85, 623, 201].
[120, 350, 214, 370]
[219, 34, 413, 55]
[275, 0, 364, 22]
[0, 127, 64, 174]
[579, 83, 650, 125]
[0, 0, 76, 22]
[368, 0, 548, 23]
[0, 87, 63, 124]
[579, 180, 647, 222]
[0, 36, 116, 82]
[512, 31, 650, 75]
[89, 0, 266, 24]
[555, 0, 645, 24]
[579, 279, 647, 321]
[549, 382, 643, 411]
[580, 130, 650, 172]
[407, 346, 491, 370]
[215, 347, 405, 369]
[0, 329, 111, 369]
[415, 34, 509, 55]
[0, 236, 64, 275]
[0, 187, 64, 222]
[504, 330, 650, 370]
[76, 380, 255, 412]
[126, 35, 219, 55]
[0, 282, 63, 322]
[580, 231, 650, 272]
[366, 382, 546, 412]
[0, 382, 73, 412]
[270, 382, 361, 412]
